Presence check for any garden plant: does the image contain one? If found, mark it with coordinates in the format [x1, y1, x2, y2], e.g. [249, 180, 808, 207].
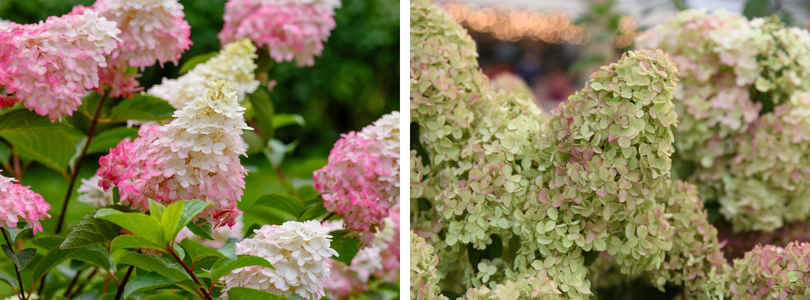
[0, 0, 400, 299]
[410, 0, 810, 299]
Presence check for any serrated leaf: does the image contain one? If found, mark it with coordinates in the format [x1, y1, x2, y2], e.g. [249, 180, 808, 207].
[123, 272, 184, 299]
[0, 109, 84, 175]
[330, 230, 359, 265]
[218, 243, 236, 260]
[149, 199, 165, 220]
[94, 209, 164, 245]
[248, 86, 274, 143]
[86, 127, 139, 154]
[272, 114, 305, 129]
[179, 51, 218, 74]
[5, 226, 30, 244]
[226, 287, 287, 299]
[32, 245, 78, 282]
[60, 208, 124, 250]
[117, 252, 190, 281]
[110, 235, 165, 254]
[73, 245, 112, 270]
[2, 246, 35, 270]
[254, 193, 304, 218]
[179, 239, 223, 262]
[210, 255, 274, 283]
[186, 222, 214, 241]
[109, 94, 176, 121]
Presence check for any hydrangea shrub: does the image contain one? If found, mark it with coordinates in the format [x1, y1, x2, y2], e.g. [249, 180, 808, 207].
[411, 1, 810, 299]
[0, 0, 399, 299]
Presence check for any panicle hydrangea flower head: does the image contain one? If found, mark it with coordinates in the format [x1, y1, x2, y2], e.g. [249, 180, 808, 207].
[147, 38, 260, 109]
[410, 232, 448, 300]
[647, 180, 730, 298]
[95, 61, 143, 98]
[79, 0, 192, 68]
[0, 173, 50, 234]
[730, 242, 810, 298]
[218, 0, 340, 67]
[97, 80, 250, 227]
[490, 72, 537, 103]
[0, 10, 120, 121]
[221, 220, 338, 300]
[175, 216, 244, 249]
[77, 174, 115, 207]
[313, 112, 400, 232]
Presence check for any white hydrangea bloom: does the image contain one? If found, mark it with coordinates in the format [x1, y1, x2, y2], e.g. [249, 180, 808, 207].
[77, 174, 115, 207]
[3, 293, 38, 300]
[0, 19, 9, 30]
[357, 111, 401, 206]
[221, 220, 338, 300]
[147, 38, 260, 109]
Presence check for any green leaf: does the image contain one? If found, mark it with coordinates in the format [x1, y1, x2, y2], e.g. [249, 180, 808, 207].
[123, 272, 184, 299]
[86, 127, 139, 154]
[254, 193, 305, 218]
[178, 239, 223, 262]
[73, 246, 112, 270]
[171, 200, 210, 241]
[210, 255, 274, 283]
[272, 114, 305, 129]
[32, 246, 78, 282]
[5, 226, 31, 244]
[0, 271, 16, 290]
[141, 294, 187, 300]
[160, 201, 184, 243]
[179, 51, 218, 74]
[2, 246, 35, 270]
[109, 94, 176, 121]
[0, 109, 84, 175]
[264, 139, 299, 167]
[248, 86, 274, 143]
[94, 209, 164, 245]
[117, 252, 191, 281]
[330, 230, 360, 265]
[226, 287, 287, 299]
[60, 208, 124, 250]
[149, 199, 166, 220]
[218, 243, 237, 260]
[186, 222, 214, 241]
[743, 0, 771, 19]
[110, 235, 165, 254]
[298, 203, 327, 221]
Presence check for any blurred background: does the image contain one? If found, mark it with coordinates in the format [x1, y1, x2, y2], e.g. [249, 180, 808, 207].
[0, 0, 399, 236]
[435, 0, 810, 114]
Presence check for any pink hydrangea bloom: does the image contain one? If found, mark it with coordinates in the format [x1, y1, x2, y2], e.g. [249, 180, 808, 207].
[221, 220, 338, 300]
[313, 112, 400, 232]
[74, 0, 192, 68]
[730, 242, 810, 298]
[0, 173, 51, 234]
[97, 80, 250, 228]
[218, 0, 340, 67]
[0, 9, 120, 121]
[322, 207, 399, 299]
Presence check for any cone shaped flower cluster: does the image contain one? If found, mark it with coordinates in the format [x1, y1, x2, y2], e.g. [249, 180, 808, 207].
[314, 112, 400, 232]
[148, 38, 260, 109]
[218, 0, 340, 67]
[98, 80, 250, 228]
[0, 173, 50, 234]
[221, 220, 338, 300]
[638, 10, 810, 232]
[0, 9, 120, 121]
[74, 0, 192, 68]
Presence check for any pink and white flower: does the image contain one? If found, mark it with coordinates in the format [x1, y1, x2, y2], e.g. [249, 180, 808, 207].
[97, 80, 250, 228]
[219, 0, 340, 67]
[0, 172, 50, 234]
[0, 10, 120, 121]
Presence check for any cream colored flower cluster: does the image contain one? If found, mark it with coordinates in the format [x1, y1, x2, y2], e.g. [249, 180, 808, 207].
[147, 38, 260, 109]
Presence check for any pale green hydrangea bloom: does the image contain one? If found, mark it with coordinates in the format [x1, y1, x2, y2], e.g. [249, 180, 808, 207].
[411, 232, 449, 300]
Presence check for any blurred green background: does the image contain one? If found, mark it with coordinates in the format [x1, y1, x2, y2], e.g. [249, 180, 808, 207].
[0, 0, 400, 231]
